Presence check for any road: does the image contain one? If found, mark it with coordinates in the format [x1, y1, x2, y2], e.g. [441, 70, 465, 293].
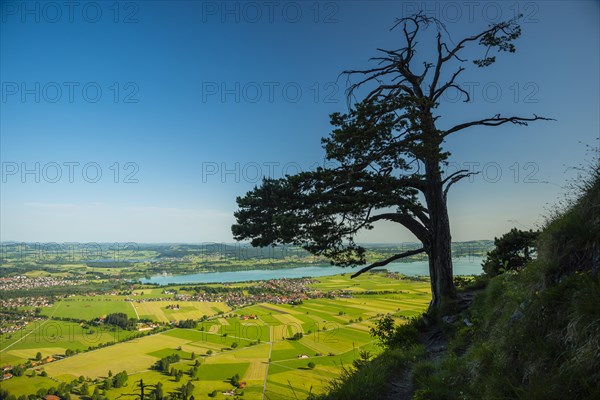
[262, 326, 273, 400]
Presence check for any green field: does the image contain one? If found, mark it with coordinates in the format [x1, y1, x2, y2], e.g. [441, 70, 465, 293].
[1, 273, 431, 399]
[41, 296, 137, 320]
[133, 301, 230, 322]
[0, 319, 142, 366]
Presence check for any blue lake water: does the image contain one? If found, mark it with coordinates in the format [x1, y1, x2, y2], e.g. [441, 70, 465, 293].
[140, 256, 484, 285]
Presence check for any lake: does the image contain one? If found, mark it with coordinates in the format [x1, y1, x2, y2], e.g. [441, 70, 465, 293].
[140, 256, 484, 285]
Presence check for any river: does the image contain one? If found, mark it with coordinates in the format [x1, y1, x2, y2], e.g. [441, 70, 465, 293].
[139, 256, 484, 285]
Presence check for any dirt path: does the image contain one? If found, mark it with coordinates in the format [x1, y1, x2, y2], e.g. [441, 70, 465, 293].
[385, 325, 449, 399]
[130, 301, 140, 319]
[384, 291, 477, 399]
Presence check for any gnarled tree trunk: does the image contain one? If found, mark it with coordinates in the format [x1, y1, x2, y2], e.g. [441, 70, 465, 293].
[424, 159, 457, 310]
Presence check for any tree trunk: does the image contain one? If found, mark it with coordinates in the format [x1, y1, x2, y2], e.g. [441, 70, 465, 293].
[424, 160, 457, 311]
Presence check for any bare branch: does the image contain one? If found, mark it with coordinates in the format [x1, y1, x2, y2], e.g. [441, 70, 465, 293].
[444, 114, 555, 137]
[343, 14, 433, 103]
[429, 32, 444, 98]
[432, 66, 466, 102]
[440, 18, 518, 64]
[443, 171, 481, 200]
[351, 248, 426, 278]
[442, 169, 469, 185]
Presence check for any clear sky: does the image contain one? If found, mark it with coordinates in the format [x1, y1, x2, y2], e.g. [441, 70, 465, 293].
[1, 0, 598, 243]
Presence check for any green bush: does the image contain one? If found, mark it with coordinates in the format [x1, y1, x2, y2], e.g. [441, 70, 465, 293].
[317, 346, 424, 400]
[370, 314, 419, 349]
[482, 228, 539, 276]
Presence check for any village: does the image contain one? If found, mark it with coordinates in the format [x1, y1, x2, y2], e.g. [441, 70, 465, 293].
[127, 277, 353, 308]
[0, 275, 360, 347]
[0, 276, 91, 292]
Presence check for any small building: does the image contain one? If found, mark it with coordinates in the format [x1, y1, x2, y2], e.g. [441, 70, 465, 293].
[2, 373, 13, 381]
[297, 354, 309, 359]
[44, 395, 60, 400]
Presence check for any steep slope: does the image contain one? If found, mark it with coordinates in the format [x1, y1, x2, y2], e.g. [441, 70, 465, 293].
[317, 167, 600, 400]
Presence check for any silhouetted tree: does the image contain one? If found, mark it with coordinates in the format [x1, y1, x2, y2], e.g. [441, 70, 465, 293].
[232, 12, 552, 311]
[483, 228, 539, 276]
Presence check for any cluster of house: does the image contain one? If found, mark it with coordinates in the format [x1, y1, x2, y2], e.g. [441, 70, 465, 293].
[239, 314, 258, 320]
[0, 295, 52, 309]
[259, 277, 317, 290]
[0, 312, 45, 335]
[0, 276, 88, 291]
[125, 277, 354, 309]
[31, 356, 59, 367]
[222, 382, 246, 396]
[127, 296, 181, 303]
[165, 304, 180, 310]
[136, 322, 160, 332]
[1, 355, 61, 380]
[2, 366, 13, 381]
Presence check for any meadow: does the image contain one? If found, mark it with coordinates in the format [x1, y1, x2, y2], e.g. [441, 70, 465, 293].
[0, 273, 431, 399]
[40, 296, 137, 320]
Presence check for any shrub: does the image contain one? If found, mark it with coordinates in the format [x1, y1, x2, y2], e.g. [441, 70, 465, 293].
[482, 228, 539, 276]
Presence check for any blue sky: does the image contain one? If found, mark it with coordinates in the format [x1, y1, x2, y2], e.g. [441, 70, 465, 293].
[1, 0, 599, 243]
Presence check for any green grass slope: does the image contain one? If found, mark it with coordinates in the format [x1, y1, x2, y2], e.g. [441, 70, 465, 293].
[318, 168, 600, 400]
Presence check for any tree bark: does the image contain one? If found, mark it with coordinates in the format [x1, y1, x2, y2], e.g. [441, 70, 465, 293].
[424, 162, 457, 310]
[422, 110, 457, 311]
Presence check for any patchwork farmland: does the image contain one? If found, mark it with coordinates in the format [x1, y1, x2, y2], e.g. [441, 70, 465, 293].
[0, 273, 431, 399]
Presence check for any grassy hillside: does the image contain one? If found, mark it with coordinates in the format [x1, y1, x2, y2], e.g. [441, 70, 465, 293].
[317, 166, 599, 400]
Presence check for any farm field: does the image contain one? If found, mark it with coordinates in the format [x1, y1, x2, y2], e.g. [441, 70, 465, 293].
[40, 296, 137, 320]
[0, 273, 431, 399]
[0, 319, 141, 365]
[132, 301, 230, 322]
